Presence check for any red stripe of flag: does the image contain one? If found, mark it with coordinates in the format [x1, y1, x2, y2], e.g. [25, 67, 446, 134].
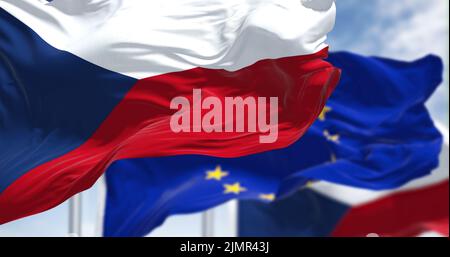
[0, 48, 339, 224]
[332, 180, 449, 237]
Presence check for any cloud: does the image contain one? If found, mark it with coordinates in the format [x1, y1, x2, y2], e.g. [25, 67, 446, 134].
[370, 0, 448, 60]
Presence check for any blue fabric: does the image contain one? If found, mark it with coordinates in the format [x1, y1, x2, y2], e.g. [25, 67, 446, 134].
[238, 189, 349, 237]
[103, 53, 443, 237]
[0, 8, 136, 192]
[279, 53, 444, 196]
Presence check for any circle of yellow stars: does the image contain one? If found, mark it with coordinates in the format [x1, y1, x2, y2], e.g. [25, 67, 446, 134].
[202, 106, 339, 202]
[319, 106, 339, 143]
[205, 165, 276, 201]
[204, 165, 320, 202]
[319, 106, 340, 163]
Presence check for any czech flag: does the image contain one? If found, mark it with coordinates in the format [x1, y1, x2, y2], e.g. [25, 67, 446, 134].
[0, 1, 339, 223]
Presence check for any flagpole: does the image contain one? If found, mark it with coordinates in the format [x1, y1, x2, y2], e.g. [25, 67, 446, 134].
[68, 194, 82, 237]
[56, 0, 82, 238]
[95, 175, 107, 237]
[201, 209, 214, 237]
[228, 200, 238, 237]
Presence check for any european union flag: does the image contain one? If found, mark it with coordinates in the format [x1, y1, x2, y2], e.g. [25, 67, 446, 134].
[104, 52, 443, 237]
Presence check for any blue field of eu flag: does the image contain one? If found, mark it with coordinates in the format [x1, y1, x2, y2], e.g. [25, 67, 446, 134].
[103, 52, 443, 237]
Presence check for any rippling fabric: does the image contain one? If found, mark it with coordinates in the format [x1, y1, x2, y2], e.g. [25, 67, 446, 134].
[0, 0, 336, 78]
[103, 53, 443, 236]
[0, 1, 339, 223]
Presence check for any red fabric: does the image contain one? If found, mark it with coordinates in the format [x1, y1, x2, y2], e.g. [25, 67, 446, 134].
[0, 48, 339, 224]
[332, 180, 449, 237]
[421, 217, 449, 236]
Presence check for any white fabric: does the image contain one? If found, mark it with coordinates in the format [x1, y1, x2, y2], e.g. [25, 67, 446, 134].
[0, 0, 336, 79]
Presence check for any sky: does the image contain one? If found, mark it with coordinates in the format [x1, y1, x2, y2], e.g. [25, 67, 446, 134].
[0, 0, 448, 236]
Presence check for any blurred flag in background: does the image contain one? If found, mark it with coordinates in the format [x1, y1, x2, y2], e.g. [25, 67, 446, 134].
[103, 52, 444, 237]
[239, 145, 449, 237]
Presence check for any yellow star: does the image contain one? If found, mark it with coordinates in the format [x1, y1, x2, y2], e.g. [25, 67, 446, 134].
[301, 180, 315, 190]
[205, 165, 229, 181]
[323, 130, 340, 143]
[259, 193, 276, 201]
[305, 181, 315, 188]
[318, 106, 332, 121]
[223, 182, 247, 195]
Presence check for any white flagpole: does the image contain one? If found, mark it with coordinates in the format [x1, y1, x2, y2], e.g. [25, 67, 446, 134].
[201, 209, 215, 237]
[228, 200, 238, 237]
[95, 175, 107, 237]
[68, 194, 82, 237]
